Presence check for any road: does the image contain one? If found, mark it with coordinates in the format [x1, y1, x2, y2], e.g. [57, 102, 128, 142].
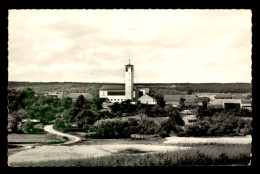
[43, 125, 81, 145]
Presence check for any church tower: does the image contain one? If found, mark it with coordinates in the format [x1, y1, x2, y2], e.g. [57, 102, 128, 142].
[125, 59, 134, 100]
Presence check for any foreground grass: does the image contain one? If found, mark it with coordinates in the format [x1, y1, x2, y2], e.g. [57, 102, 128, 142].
[8, 133, 64, 144]
[10, 144, 251, 167]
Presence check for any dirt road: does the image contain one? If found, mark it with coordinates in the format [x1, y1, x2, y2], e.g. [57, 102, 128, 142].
[43, 125, 81, 145]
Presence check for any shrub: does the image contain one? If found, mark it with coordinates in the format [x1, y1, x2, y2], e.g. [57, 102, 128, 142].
[179, 115, 252, 137]
[23, 122, 45, 134]
[157, 110, 185, 137]
[54, 118, 72, 132]
[8, 111, 23, 133]
[91, 118, 158, 138]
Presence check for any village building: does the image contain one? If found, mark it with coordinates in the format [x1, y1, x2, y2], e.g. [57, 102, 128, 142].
[207, 99, 225, 109]
[138, 94, 157, 105]
[164, 95, 180, 107]
[164, 94, 209, 107]
[240, 99, 252, 111]
[99, 61, 152, 104]
[223, 99, 241, 109]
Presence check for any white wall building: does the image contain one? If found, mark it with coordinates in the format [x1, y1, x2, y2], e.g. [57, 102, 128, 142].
[99, 60, 150, 103]
[138, 94, 157, 105]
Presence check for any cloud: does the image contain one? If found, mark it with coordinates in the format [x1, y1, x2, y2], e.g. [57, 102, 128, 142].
[8, 9, 252, 83]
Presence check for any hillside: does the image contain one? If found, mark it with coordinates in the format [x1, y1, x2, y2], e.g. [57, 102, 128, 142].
[8, 81, 251, 98]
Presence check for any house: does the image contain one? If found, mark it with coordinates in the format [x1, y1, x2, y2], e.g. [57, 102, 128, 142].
[223, 99, 241, 109]
[214, 93, 232, 99]
[184, 96, 200, 107]
[241, 99, 252, 111]
[180, 95, 197, 99]
[207, 99, 224, 109]
[164, 95, 180, 107]
[138, 94, 157, 105]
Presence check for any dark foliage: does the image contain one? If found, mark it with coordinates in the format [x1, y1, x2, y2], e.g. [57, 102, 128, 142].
[157, 110, 185, 138]
[91, 118, 158, 138]
[179, 114, 252, 137]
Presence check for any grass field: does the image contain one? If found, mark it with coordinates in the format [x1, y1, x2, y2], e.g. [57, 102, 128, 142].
[8, 133, 65, 144]
[9, 144, 251, 167]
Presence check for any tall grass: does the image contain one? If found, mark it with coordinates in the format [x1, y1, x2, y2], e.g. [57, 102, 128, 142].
[10, 144, 251, 167]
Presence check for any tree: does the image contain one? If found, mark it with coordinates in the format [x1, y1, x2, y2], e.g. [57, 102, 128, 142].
[8, 112, 23, 133]
[110, 102, 120, 113]
[157, 110, 184, 137]
[187, 89, 193, 95]
[155, 95, 166, 108]
[75, 109, 87, 129]
[74, 95, 85, 109]
[63, 97, 73, 109]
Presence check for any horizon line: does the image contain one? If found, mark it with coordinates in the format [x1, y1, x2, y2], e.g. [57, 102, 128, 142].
[8, 81, 252, 84]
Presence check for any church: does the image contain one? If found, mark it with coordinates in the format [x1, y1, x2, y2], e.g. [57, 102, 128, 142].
[99, 60, 155, 104]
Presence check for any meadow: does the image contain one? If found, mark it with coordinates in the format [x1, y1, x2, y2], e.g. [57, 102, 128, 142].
[9, 144, 251, 167]
[8, 133, 65, 144]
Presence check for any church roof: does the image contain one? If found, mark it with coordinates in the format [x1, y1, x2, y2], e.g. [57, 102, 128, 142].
[100, 85, 125, 90]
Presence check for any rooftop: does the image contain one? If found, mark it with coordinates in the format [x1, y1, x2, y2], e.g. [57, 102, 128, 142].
[164, 95, 180, 101]
[209, 99, 224, 105]
[223, 99, 241, 104]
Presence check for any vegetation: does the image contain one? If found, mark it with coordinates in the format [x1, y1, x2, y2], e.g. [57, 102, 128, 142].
[8, 133, 65, 144]
[196, 108, 252, 119]
[8, 82, 251, 99]
[89, 118, 158, 138]
[179, 114, 252, 137]
[10, 144, 251, 166]
[157, 109, 185, 138]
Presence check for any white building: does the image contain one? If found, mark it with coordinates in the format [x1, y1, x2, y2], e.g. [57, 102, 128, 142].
[138, 94, 157, 105]
[99, 61, 150, 103]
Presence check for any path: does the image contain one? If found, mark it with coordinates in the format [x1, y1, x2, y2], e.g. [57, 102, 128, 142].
[44, 125, 81, 145]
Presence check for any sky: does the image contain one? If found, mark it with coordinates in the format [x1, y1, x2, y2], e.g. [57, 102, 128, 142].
[8, 9, 252, 83]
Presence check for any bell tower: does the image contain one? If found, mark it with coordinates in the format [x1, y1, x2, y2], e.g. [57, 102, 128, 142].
[125, 59, 134, 100]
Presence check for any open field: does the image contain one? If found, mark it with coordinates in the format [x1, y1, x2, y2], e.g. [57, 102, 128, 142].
[8, 143, 251, 167]
[8, 144, 190, 165]
[164, 135, 252, 145]
[8, 133, 64, 144]
[8, 134, 252, 166]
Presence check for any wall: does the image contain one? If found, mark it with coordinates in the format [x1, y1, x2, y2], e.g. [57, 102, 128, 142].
[138, 94, 157, 105]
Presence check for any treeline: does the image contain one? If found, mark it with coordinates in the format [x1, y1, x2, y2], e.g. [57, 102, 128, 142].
[8, 82, 251, 97]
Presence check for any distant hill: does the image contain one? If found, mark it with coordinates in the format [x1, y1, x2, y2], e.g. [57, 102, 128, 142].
[8, 81, 251, 97]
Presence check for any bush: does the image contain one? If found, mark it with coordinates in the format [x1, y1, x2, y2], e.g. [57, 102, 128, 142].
[157, 110, 185, 138]
[54, 118, 72, 132]
[8, 111, 23, 133]
[91, 118, 158, 138]
[23, 122, 45, 134]
[179, 115, 252, 137]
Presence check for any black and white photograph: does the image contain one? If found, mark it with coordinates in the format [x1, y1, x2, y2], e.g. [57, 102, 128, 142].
[7, 9, 252, 167]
